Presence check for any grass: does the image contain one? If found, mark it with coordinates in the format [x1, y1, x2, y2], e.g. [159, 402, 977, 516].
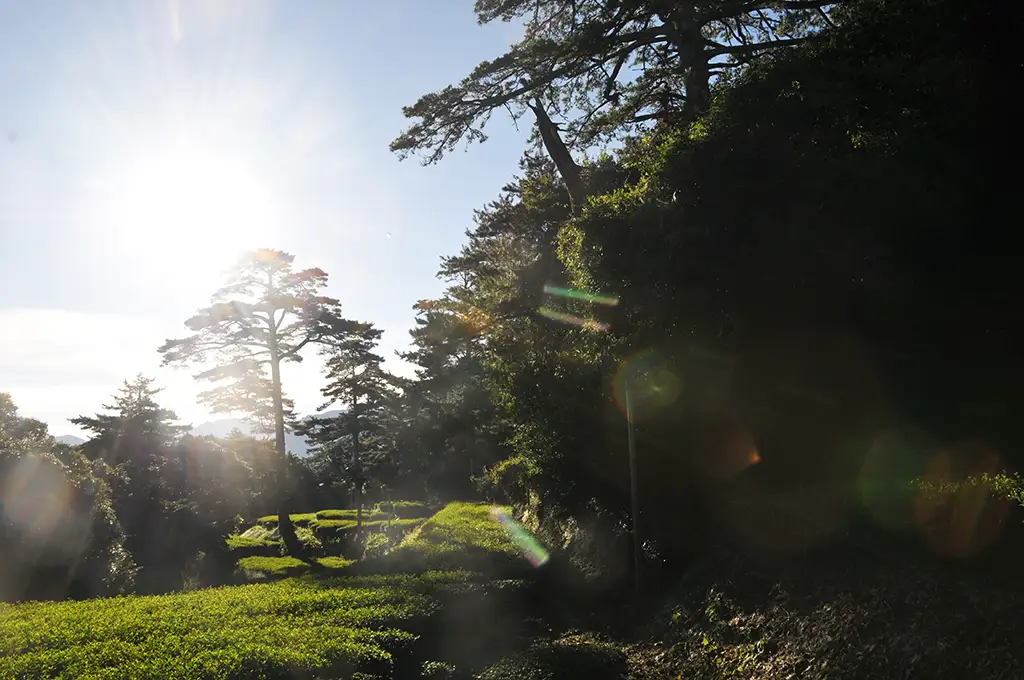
[0, 572, 467, 680]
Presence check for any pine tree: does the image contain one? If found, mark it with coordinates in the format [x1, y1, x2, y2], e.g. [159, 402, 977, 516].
[159, 249, 361, 558]
[298, 322, 398, 529]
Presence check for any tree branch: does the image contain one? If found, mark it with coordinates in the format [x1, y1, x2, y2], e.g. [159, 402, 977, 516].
[700, 0, 841, 25]
[708, 35, 814, 57]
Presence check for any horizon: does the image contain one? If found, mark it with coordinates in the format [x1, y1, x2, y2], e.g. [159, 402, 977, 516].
[1, 2, 529, 436]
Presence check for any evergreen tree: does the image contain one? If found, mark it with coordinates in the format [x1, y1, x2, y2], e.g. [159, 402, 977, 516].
[298, 322, 398, 528]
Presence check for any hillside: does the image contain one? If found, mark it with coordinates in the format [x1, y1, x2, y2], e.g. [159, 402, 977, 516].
[5, 501, 1019, 679]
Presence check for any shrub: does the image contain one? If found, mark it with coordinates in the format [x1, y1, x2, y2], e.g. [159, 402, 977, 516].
[225, 534, 281, 558]
[235, 556, 356, 580]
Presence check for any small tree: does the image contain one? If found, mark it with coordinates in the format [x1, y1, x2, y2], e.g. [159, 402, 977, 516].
[159, 249, 359, 558]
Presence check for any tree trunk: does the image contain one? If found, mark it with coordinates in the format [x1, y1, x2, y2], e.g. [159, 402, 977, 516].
[528, 99, 586, 212]
[655, 4, 712, 119]
[269, 340, 305, 560]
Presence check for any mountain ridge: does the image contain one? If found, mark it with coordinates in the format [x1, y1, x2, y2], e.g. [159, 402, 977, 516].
[55, 410, 343, 456]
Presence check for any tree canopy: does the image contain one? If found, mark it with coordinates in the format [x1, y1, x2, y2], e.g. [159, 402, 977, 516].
[392, 0, 837, 206]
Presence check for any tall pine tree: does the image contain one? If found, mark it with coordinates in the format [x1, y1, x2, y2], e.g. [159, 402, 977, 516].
[159, 249, 361, 558]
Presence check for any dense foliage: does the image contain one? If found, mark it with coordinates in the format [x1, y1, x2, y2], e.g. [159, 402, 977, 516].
[0, 394, 134, 602]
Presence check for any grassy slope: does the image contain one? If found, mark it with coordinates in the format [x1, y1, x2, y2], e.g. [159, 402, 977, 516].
[0, 502, 535, 679]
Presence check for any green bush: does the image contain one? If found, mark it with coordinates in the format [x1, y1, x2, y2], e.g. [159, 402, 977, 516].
[235, 556, 356, 580]
[0, 572, 467, 679]
[255, 512, 318, 527]
[225, 534, 281, 558]
[364, 532, 391, 559]
[377, 501, 433, 519]
[317, 509, 390, 521]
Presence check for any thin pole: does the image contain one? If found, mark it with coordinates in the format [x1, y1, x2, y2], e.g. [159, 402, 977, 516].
[626, 385, 641, 592]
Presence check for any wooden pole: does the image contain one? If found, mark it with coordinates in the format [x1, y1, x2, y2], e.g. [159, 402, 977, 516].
[626, 385, 641, 592]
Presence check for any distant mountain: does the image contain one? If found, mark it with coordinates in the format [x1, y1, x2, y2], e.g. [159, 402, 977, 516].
[52, 412, 342, 456]
[190, 410, 343, 456]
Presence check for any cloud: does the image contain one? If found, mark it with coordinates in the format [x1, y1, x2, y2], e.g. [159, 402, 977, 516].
[0, 308, 354, 437]
[0, 309, 180, 432]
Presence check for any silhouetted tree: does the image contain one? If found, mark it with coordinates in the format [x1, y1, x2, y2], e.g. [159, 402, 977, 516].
[392, 0, 835, 205]
[1, 393, 134, 601]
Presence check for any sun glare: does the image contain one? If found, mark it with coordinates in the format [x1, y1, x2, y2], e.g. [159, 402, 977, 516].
[87, 145, 279, 300]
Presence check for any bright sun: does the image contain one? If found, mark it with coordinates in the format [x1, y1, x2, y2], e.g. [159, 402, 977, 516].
[89, 144, 279, 301]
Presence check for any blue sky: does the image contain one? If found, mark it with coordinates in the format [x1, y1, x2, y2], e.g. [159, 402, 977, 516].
[0, 1, 530, 434]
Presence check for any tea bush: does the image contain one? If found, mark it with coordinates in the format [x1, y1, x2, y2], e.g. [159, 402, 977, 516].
[0, 572, 465, 679]
[377, 501, 433, 519]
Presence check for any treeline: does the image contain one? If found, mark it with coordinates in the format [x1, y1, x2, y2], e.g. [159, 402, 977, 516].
[0, 255, 502, 601]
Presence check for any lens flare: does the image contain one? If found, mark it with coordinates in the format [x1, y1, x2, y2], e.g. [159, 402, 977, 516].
[612, 349, 682, 420]
[543, 285, 619, 306]
[914, 440, 1010, 559]
[490, 507, 550, 567]
[538, 307, 609, 332]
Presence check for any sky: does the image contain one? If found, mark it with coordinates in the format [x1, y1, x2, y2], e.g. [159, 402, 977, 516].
[0, 1, 530, 436]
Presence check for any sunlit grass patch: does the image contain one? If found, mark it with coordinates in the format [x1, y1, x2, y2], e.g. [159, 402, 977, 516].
[0, 572, 464, 679]
[255, 512, 318, 527]
[316, 508, 390, 521]
[377, 501, 433, 519]
[369, 502, 540, 576]
[235, 555, 356, 579]
[403, 502, 522, 556]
